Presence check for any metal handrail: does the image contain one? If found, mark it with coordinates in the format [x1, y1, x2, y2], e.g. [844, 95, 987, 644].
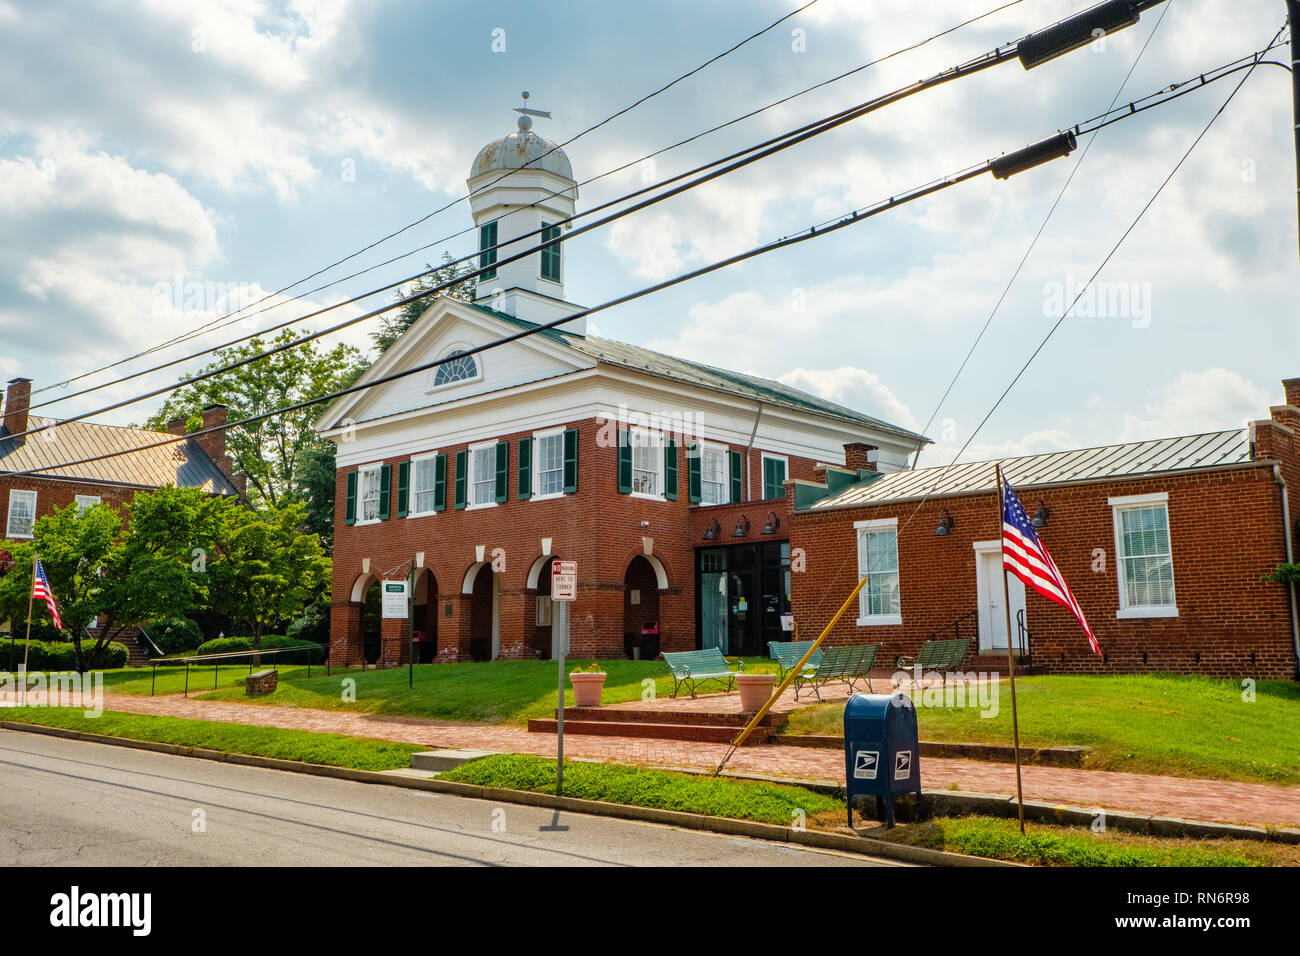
[149, 642, 330, 698]
[1015, 608, 1034, 669]
[135, 627, 165, 659]
[928, 608, 978, 642]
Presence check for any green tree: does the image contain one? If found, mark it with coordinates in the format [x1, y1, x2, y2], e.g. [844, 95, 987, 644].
[0, 489, 229, 670]
[371, 253, 478, 354]
[145, 330, 363, 510]
[210, 501, 330, 654]
[291, 443, 339, 553]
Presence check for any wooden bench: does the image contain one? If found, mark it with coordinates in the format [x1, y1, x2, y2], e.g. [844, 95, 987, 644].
[793, 643, 881, 701]
[661, 648, 743, 699]
[767, 640, 822, 683]
[894, 638, 972, 677]
[245, 668, 278, 697]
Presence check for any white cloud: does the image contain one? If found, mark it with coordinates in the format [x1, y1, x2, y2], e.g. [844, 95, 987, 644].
[1119, 368, 1270, 441]
[779, 365, 921, 432]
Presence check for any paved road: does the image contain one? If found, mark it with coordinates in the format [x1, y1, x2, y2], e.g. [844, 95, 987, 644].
[0, 731, 901, 867]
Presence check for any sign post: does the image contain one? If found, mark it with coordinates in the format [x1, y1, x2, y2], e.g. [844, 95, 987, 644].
[550, 560, 577, 796]
[408, 558, 416, 690]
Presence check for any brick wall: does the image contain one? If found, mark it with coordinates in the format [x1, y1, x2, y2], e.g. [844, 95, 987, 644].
[788, 464, 1299, 679]
[329, 421, 825, 666]
[0, 476, 137, 538]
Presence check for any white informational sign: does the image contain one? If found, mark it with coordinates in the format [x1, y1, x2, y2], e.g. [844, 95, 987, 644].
[780, 615, 795, 632]
[551, 560, 577, 602]
[381, 579, 408, 618]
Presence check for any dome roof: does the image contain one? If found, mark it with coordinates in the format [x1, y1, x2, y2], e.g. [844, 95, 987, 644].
[470, 125, 573, 181]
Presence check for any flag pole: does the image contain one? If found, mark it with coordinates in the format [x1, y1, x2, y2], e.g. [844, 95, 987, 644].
[21, 557, 35, 707]
[996, 465, 1027, 835]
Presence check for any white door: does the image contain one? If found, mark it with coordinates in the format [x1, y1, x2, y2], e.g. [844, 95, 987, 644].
[974, 544, 1026, 652]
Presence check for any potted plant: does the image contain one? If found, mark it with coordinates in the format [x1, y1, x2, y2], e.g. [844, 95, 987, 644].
[569, 661, 607, 707]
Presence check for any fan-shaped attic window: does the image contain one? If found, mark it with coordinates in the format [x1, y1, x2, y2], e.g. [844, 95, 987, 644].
[432, 349, 479, 388]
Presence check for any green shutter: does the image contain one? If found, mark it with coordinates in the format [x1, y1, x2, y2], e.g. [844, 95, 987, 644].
[479, 221, 497, 280]
[763, 457, 786, 499]
[687, 444, 701, 503]
[664, 439, 678, 501]
[563, 427, 579, 493]
[729, 450, 742, 504]
[397, 461, 410, 517]
[434, 453, 447, 512]
[454, 450, 467, 510]
[541, 222, 561, 282]
[617, 428, 632, 494]
[378, 464, 392, 520]
[345, 470, 357, 525]
[495, 441, 508, 503]
[518, 438, 532, 500]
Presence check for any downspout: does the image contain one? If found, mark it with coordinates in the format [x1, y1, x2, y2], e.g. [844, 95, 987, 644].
[1274, 464, 1300, 669]
[745, 403, 763, 502]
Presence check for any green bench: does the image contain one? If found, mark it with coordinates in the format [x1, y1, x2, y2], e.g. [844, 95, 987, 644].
[793, 643, 881, 701]
[894, 638, 972, 677]
[661, 648, 744, 699]
[767, 640, 822, 683]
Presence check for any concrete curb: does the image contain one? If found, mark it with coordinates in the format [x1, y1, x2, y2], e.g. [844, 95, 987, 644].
[0, 720, 1009, 867]
[776, 735, 1090, 767]
[6, 719, 1295, 848]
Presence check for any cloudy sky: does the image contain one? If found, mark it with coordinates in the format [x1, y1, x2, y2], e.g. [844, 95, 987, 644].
[1, 0, 1297, 466]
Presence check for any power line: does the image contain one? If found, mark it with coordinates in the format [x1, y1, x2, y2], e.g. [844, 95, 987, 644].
[15, 55, 1239, 478]
[31, 0, 825, 397]
[35, 0, 1031, 407]
[21, 39, 1028, 431]
[910, 0, 1179, 470]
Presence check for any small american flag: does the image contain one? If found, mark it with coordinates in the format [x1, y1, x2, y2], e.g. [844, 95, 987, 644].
[32, 556, 62, 631]
[1001, 474, 1100, 657]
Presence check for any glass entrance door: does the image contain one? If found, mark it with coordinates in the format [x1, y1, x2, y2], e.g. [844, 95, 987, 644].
[699, 549, 729, 653]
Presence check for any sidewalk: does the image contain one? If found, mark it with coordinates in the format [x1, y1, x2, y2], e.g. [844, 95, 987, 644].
[77, 692, 1300, 830]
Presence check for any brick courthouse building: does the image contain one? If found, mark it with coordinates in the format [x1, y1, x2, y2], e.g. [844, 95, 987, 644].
[317, 116, 926, 666]
[786, 379, 1300, 679]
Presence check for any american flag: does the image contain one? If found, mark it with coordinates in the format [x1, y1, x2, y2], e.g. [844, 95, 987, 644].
[32, 556, 62, 631]
[1000, 473, 1100, 657]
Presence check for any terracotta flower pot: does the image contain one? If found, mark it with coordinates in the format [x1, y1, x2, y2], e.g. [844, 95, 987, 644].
[736, 673, 777, 711]
[569, 672, 607, 707]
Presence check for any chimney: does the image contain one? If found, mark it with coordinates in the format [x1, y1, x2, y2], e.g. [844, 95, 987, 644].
[166, 416, 188, 436]
[195, 404, 229, 470]
[1283, 377, 1300, 410]
[3, 378, 31, 441]
[843, 442, 879, 473]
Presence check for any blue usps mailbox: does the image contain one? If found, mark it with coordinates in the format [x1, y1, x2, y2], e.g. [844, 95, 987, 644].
[844, 692, 921, 828]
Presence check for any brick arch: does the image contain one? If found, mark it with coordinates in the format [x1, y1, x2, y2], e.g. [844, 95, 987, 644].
[525, 552, 564, 591]
[618, 549, 670, 590]
[349, 571, 379, 603]
[461, 561, 490, 595]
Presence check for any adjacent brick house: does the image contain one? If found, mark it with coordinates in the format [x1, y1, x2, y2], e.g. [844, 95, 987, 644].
[316, 115, 927, 666]
[786, 378, 1300, 679]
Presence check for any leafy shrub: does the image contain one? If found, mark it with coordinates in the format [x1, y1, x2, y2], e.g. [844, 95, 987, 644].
[4, 640, 127, 671]
[148, 618, 204, 655]
[194, 634, 325, 665]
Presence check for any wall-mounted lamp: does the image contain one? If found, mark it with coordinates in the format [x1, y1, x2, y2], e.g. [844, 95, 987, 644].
[1032, 501, 1050, 529]
[761, 511, 780, 535]
[732, 515, 750, 537]
[934, 508, 954, 537]
[702, 518, 721, 541]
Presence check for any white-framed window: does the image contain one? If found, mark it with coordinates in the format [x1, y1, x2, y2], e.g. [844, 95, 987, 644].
[855, 517, 901, 625]
[630, 428, 662, 497]
[410, 453, 439, 517]
[533, 429, 565, 499]
[74, 495, 101, 514]
[699, 441, 728, 506]
[761, 453, 788, 500]
[468, 441, 497, 508]
[536, 595, 553, 626]
[1110, 492, 1177, 618]
[6, 490, 36, 539]
[431, 346, 481, 390]
[358, 464, 383, 524]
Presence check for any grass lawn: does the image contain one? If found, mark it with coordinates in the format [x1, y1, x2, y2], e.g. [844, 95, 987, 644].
[782, 674, 1300, 785]
[0, 707, 421, 771]
[865, 815, 1299, 867]
[96, 658, 780, 726]
[438, 753, 840, 825]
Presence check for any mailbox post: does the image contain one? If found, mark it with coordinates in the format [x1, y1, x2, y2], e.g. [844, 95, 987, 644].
[844, 692, 922, 828]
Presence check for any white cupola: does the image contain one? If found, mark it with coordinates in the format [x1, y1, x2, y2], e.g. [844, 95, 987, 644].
[467, 93, 584, 333]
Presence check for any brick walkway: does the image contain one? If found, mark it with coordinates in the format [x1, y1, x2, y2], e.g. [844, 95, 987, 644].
[43, 691, 1300, 829]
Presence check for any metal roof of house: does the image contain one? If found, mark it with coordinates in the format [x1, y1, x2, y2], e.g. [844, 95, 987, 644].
[468, 304, 929, 444]
[0, 415, 240, 494]
[807, 428, 1253, 509]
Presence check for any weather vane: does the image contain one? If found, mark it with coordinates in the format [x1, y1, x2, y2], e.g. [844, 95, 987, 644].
[514, 90, 551, 131]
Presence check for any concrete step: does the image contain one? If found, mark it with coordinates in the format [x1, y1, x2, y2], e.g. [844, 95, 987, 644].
[527, 718, 770, 745]
[409, 749, 498, 772]
[559, 706, 784, 728]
